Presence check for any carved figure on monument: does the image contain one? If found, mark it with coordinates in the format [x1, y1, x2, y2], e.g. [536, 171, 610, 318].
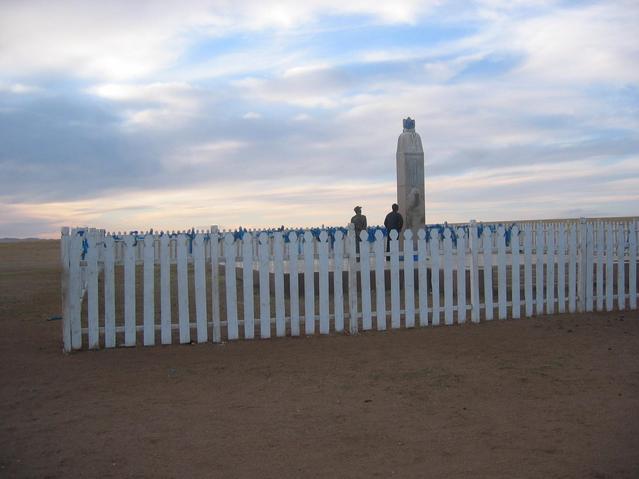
[396, 117, 425, 234]
[406, 187, 425, 232]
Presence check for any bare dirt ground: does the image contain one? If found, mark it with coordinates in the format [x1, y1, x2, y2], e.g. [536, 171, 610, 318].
[1, 240, 639, 478]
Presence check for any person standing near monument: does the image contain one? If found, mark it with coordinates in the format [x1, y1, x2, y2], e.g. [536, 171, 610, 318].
[350, 206, 367, 253]
[384, 203, 404, 251]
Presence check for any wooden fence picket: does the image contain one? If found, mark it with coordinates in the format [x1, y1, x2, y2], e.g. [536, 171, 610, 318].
[456, 228, 467, 323]
[87, 234, 99, 349]
[318, 231, 330, 334]
[224, 233, 239, 340]
[374, 230, 387, 330]
[596, 222, 604, 311]
[304, 231, 315, 335]
[69, 234, 83, 350]
[259, 233, 271, 339]
[288, 232, 301, 336]
[359, 231, 372, 331]
[176, 234, 190, 343]
[160, 234, 171, 344]
[274, 232, 286, 337]
[557, 224, 566, 314]
[60, 228, 71, 352]
[511, 226, 520, 319]
[403, 230, 415, 328]
[546, 224, 555, 315]
[482, 228, 493, 321]
[469, 222, 480, 323]
[617, 223, 626, 311]
[629, 222, 637, 310]
[417, 230, 428, 327]
[535, 226, 544, 316]
[347, 228, 358, 335]
[443, 228, 454, 325]
[390, 230, 401, 329]
[605, 222, 614, 311]
[209, 231, 221, 343]
[497, 226, 507, 319]
[124, 234, 137, 346]
[193, 234, 207, 343]
[585, 223, 594, 312]
[242, 233, 255, 339]
[104, 235, 116, 348]
[430, 230, 441, 325]
[523, 224, 533, 317]
[143, 235, 156, 346]
[578, 219, 587, 313]
[568, 224, 577, 313]
[333, 231, 344, 333]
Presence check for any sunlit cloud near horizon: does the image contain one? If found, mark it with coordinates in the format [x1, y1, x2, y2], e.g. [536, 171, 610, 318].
[1, 0, 637, 237]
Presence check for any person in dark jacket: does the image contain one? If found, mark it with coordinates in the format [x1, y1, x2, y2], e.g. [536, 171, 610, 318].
[350, 206, 367, 254]
[384, 203, 403, 252]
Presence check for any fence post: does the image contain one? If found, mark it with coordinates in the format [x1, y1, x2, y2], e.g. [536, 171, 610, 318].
[469, 220, 480, 323]
[347, 223, 358, 335]
[60, 227, 72, 352]
[333, 231, 345, 333]
[577, 217, 587, 313]
[69, 232, 83, 350]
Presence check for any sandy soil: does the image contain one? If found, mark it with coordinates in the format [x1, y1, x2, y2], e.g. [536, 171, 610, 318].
[1, 240, 639, 478]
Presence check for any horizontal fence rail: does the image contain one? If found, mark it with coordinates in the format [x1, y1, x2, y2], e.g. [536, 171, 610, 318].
[60, 218, 639, 352]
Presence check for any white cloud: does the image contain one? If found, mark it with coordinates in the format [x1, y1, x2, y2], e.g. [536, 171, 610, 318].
[293, 113, 312, 121]
[165, 140, 247, 169]
[0, 82, 42, 94]
[87, 81, 201, 128]
[242, 111, 261, 119]
[510, 4, 639, 85]
[0, 0, 440, 81]
[88, 82, 194, 102]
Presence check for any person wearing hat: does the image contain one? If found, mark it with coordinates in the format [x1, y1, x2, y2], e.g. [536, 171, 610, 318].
[350, 206, 367, 253]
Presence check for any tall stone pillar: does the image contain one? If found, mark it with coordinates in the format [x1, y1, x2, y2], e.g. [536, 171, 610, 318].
[396, 117, 425, 233]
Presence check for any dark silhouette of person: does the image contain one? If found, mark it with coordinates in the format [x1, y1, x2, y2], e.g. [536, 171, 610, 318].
[384, 203, 404, 252]
[350, 206, 367, 254]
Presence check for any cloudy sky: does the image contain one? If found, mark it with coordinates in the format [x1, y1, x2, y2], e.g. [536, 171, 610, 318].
[1, 0, 637, 237]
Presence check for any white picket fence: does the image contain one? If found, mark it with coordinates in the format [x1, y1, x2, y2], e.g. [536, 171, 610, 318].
[60, 218, 639, 352]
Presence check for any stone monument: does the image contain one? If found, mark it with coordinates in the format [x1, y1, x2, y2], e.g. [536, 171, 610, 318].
[396, 117, 425, 233]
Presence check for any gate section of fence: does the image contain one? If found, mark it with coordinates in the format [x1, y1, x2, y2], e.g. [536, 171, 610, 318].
[60, 219, 639, 352]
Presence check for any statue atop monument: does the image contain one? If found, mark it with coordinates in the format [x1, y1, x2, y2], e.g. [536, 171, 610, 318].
[396, 117, 425, 234]
[403, 117, 415, 131]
